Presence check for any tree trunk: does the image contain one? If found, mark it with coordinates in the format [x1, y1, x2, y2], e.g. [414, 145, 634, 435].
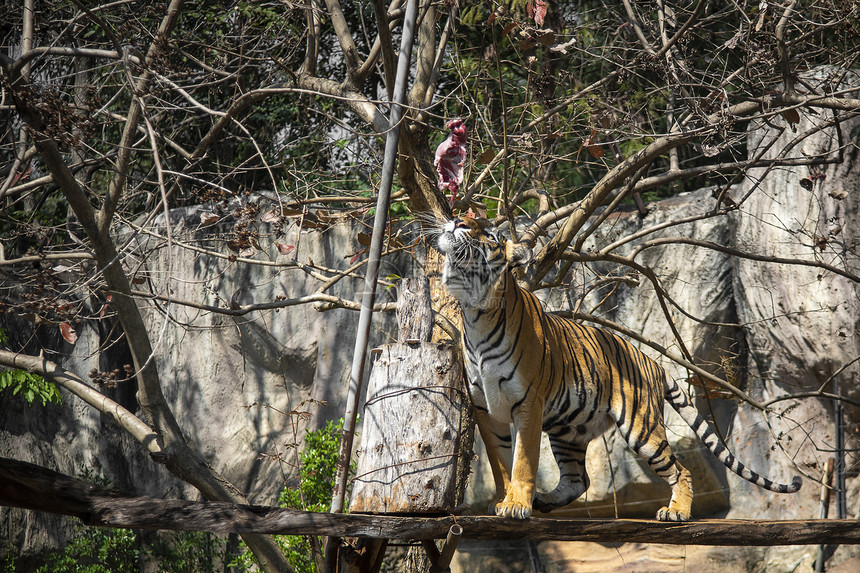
[396, 277, 434, 343]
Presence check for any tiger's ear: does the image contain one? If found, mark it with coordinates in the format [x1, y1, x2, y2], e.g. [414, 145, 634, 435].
[505, 240, 533, 268]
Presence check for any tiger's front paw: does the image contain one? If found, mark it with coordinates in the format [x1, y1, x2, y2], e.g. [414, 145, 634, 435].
[493, 499, 532, 520]
[656, 506, 690, 522]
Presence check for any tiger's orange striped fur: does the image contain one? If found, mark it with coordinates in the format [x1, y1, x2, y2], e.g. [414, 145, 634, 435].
[437, 217, 801, 521]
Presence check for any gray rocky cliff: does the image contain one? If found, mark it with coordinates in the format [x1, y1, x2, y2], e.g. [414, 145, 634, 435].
[0, 212, 407, 558]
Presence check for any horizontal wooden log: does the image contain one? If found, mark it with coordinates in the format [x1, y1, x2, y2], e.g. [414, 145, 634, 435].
[2, 457, 859, 546]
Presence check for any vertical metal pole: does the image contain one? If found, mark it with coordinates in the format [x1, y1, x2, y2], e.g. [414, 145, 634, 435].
[324, 1, 419, 571]
[834, 377, 847, 519]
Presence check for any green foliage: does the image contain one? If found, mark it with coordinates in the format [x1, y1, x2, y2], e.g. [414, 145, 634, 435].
[148, 531, 229, 573]
[34, 526, 137, 573]
[2, 548, 17, 573]
[0, 370, 61, 407]
[278, 418, 353, 573]
[32, 526, 231, 573]
[279, 418, 350, 513]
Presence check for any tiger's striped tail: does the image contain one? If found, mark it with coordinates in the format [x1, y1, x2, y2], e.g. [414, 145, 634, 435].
[665, 378, 802, 493]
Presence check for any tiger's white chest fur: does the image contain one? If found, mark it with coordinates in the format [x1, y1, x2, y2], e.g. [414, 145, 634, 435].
[461, 313, 525, 424]
[465, 359, 517, 423]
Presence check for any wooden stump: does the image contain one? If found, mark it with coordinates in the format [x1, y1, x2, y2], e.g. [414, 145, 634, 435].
[349, 277, 473, 515]
[349, 342, 471, 514]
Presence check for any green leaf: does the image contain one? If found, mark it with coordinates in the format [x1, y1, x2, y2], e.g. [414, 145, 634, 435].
[0, 369, 61, 406]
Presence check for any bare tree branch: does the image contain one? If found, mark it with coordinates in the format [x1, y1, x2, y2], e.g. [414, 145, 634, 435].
[128, 289, 396, 316]
[323, 0, 363, 81]
[528, 90, 860, 285]
[630, 237, 860, 283]
[0, 350, 159, 451]
[99, 0, 183, 237]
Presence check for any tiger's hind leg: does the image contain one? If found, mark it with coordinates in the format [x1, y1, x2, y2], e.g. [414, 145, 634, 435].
[656, 460, 693, 522]
[533, 431, 589, 513]
[627, 423, 694, 522]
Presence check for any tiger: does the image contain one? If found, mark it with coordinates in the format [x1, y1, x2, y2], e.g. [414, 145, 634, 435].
[436, 216, 801, 521]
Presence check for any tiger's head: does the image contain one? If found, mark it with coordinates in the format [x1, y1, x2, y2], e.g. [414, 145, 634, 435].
[437, 217, 532, 307]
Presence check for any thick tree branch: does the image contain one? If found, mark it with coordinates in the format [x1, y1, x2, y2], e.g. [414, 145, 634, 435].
[360, 0, 400, 92]
[323, 0, 363, 82]
[3, 81, 181, 458]
[20, 0, 34, 79]
[0, 350, 159, 451]
[421, 2, 459, 112]
[301, 0, 322, 75]
[1, 9, 292, 570]
[408, 0, 435, 109]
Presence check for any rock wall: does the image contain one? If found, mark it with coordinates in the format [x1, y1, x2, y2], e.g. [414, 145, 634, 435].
[725, 70, 860, 531]
[0, 210, 409, 560]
